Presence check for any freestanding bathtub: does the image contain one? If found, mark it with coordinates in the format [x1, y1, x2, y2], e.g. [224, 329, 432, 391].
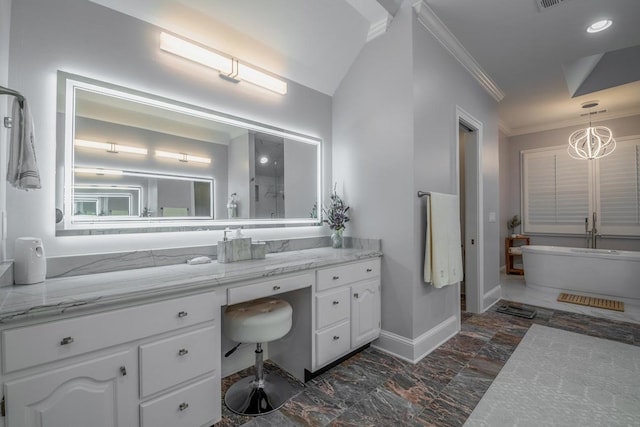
[521, 245, 640, 301]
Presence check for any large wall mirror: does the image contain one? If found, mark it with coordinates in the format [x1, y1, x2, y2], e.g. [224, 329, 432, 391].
[56, 72, 321, 235]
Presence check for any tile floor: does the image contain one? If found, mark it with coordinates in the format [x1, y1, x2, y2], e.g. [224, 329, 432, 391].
[214, 296, 640, 426]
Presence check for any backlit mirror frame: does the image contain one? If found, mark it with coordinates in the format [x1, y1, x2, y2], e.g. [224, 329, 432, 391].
[59, 72, 322, 234]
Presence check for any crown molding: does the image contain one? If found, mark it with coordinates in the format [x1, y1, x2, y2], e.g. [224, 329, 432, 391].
[498, 119, 512, 136]
[367, 15, 392, 42]
[507, 107, 640, 136]
[413, 1, 505, 102]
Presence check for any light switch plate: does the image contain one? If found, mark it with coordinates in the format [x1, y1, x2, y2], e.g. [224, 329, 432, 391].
[488, 212, 496, 222]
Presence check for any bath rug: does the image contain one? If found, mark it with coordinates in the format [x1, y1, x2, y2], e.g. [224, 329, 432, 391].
[557, 292, 624, 312]
[464, 324, 640, 426]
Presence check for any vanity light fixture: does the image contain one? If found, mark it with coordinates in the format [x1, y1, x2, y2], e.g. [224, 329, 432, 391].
[568, 101, 616, 160]
[159, 32, 288, 95]
[155, 150, 211, 164]
[74, 167, 124, 176]
[586, 19, 612, 33]
[75, 139, 148, 155]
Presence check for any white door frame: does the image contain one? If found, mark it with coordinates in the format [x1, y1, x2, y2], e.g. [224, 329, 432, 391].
[455, 106, 484, 314]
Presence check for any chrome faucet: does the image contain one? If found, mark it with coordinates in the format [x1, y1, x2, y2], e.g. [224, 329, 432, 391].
[585, 212, 598, 248]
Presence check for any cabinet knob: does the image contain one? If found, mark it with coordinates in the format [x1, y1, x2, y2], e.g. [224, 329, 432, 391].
[120, 366, 127, 376]
[366, 268, 372, 272]
[273, 285, 281, 291]
[353, 293, 359, 299]
[177, 311, 188, 318]
[333, 336, 340, 340]
[178, 402, 189, 411]
[60, 337, 74, 346]
[178, 348, 189, 356]
[332, 275, 339, 280]
[332, 300, 339, 305]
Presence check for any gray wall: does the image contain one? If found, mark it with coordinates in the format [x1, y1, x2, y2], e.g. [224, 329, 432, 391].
[411, 11, 500, 329]
[333, 3, 500, 346]
[0, 0, 11, 260]
[505, 114, 640, 252]
[6, 0, 331, 257]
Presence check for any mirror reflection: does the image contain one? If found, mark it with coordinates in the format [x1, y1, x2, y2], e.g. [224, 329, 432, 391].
[58, 73, 321, 233]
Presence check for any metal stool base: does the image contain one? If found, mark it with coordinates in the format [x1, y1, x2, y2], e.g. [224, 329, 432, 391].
[224, 373, 295, 416]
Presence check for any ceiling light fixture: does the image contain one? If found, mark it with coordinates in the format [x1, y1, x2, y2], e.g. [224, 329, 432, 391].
[159, 32, 288, 95]
[259, 156, 269, 164]
[155, 150, 211, 164]
[568, 101, 616, 160]
[586, 19, 612, 33]
[75, 139, 148, 155]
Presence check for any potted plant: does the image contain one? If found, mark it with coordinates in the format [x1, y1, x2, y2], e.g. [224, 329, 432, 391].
[507, 215, 521, 237]
[323, 184, 350, 248]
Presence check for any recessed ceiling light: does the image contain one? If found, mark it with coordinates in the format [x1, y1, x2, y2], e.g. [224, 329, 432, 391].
[586, 19, 612, 33]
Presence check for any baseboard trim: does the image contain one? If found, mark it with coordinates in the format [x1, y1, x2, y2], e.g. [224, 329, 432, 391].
[483, 285, 502, 311]
[372, 315, 459, 364]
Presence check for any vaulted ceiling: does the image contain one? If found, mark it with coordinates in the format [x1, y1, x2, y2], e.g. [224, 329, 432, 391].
[89, 0, 640, 136]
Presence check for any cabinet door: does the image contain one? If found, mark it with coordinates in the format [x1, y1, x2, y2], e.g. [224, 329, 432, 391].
[350, 279, 381, 348]
[5, 350, 136, 427]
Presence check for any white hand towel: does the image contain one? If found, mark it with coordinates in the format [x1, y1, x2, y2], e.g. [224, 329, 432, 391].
[7, 98, 41, 190]
[424, 192, 463, 288]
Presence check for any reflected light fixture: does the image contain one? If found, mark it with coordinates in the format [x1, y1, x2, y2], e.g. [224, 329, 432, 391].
[74, 167, 124, 176]
[259, 156, 269, 164]
[75, 139, 148, 155]
[587, 19, 612, 33]
[159, 32, 287, 95]
[568, 101, 616, 160]
[155, 150, 211, 164]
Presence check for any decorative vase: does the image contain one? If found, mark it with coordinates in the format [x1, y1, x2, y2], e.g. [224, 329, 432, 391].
[331, 229, 344, 249]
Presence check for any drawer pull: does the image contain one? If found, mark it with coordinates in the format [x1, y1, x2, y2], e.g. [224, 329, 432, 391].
[273, 285, 281, 291]
[177, 311, 188, 318]
[333, 336, 340, 340]
[366, 268, 373, 272]
[332, 300, 340, 305]
[354, 293, 359, 299]
[60, 337, 74, 346]
[178, 348, 189, 356]
[332, 275, 339, 280]
[120, 366, 127, 376]
[179, 402, 189, 411]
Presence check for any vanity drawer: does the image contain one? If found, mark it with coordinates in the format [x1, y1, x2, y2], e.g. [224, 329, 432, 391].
[140, 375, 220, 427]
[139, 326, 218, 398]
[2, 292, 217, 373]
[227, 272, 314, 305]
[315, 321, 350, 367]
[315, 287, 350, 330]
[316, 259, 380, 292]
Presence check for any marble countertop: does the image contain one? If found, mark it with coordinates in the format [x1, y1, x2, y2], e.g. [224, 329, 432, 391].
[0, 247, 381, 324]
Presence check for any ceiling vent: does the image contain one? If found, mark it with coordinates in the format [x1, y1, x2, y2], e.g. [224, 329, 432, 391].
[535, 0, 570, 12]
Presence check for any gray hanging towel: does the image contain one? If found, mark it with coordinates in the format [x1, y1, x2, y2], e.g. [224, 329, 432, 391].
[7, 97, 41, 190]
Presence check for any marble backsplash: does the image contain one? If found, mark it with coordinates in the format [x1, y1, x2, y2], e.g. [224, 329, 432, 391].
[20, 236, 381, 280]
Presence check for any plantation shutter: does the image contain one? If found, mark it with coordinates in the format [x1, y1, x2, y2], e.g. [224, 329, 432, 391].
[597, 138, 640, 236]
[522, 147, 590, 234]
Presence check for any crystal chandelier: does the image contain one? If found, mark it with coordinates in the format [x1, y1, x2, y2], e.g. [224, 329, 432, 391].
[567, 101, 616, 160]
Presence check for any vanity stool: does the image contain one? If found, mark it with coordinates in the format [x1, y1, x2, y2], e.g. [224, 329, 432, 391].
[223, 297, 295, 416]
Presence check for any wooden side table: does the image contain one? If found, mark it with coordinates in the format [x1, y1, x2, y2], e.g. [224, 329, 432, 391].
[505, 236, 530, 275]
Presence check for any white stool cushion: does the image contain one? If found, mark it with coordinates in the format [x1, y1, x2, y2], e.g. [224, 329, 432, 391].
[223, 298, 293, 344]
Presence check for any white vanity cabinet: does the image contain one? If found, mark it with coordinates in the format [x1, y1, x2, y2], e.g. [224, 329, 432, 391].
[4, 350, 136, 427]
[313, 259, 381, 370]
[0, 291, 220, 427]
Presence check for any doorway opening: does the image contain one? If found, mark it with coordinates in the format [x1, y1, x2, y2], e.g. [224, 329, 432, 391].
[456, 106, 483, 314]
